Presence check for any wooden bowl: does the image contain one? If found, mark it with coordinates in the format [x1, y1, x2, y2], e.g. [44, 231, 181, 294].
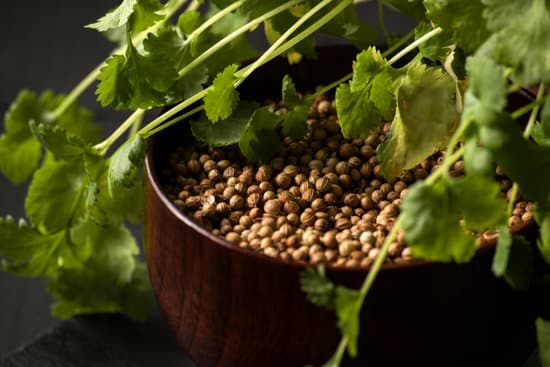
[143, 46, 537, 367]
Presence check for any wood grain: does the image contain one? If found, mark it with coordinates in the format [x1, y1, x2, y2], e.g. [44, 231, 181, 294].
[143, 46, 537, 367]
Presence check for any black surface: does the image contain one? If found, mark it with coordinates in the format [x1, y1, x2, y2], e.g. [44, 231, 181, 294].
[0, 1, 541, 366]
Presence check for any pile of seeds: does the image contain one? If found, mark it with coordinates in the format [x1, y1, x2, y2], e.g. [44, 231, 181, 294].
[161, 94, 534, 268]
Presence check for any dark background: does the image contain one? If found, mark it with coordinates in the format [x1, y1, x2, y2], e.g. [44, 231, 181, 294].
[0, 1, 540, 366]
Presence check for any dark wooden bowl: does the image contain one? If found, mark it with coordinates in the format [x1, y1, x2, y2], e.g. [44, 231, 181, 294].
[143, 46, 537, 367]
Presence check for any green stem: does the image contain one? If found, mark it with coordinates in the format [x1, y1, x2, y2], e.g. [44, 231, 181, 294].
[426, 146, 465, 186]
[326, 336, 350, 367]
[143, 105, 204, 138]
[142, 0, 351, 136]
[47, 0, 188, 121]
[387, 27, 442, 66]
[178, 0, 305, 78]
[185, 0, 244, 45]
[377, 0, 391, 47]
[511, 99, 546, 120]
[237, 0, 337, 84]
[382, 28, 415, 58]
[239, 0, 353, 71]
[95, 109, 145, 154]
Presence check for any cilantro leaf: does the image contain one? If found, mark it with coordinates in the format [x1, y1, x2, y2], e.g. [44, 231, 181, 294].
[0, 217, 91, 277]
[86, 0, 138, 32]
[415, 22, 453, 63]
[384, 0, 427, 20]
[96, 31, 172, 110]
[321, 2, 377, 50]
[48, 221, 151, 319]
[191, 101, 259, 147]
[300, 266, 336, 310]
[463, 138, 495, 176]
[378, 64, 459, 179]
[401, 180, 476, 263]
[336, 48, 396, 139]
[282, 75, 300, 108]
[204, 64, 240, 123]
[541, 95, 550, 139]
[29, 122, 94, 158]
[0, 90, 99, 184]
[423, 0, 489, 53]
[448, 175, 506, 231]
[239, 107, 283, 162]
[335, 286, 361, 357]
[108, 134, 146, 194]
[282, 105, 309, 139]
[492, 227, 534, 290]
[482, 0, 550, 85]
[25, 157, 85, 233]
[86, 0, 163, 33]
[463, 56, 507, 125]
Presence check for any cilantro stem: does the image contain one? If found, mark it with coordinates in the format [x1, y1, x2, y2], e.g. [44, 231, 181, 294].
[95, 109, 145, 154]
[511, 99, 546, 120]
[377, 0, 392, 48]
[177, 0, 306, 79]
[387, 27, 442, 66]
[506, 83, 545, 217]
[325, 336, 350, 367]
[46, 0, 189, 121]
[185, 0, 245, 46]
[142, 105, 204, 138]
[141, 0, 352, 136]
[237, 0, 338, 85]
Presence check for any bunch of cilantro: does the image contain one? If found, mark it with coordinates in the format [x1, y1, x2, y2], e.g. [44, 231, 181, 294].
[2, 0, 550, 366]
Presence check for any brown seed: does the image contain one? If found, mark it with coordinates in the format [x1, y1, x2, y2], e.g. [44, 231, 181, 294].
[225, 232, 240, 244]
[321, 231, 338, 249]
[315, 177, 331, 193]
[264, 199, 282, 216]
[335, 218, 352, 231]
[264, 247, 279, 257]
[343, 193, 360, 208]
[239, 215, 253, 228]
[187, 159, 200, 174]
[335, 161, 349, 175]
[275, 172, 292, 188]
[284, 200, 300, 214]
[258, 225, 274, 238]
[229, 194, 244, 210]
[338, 240, 354, 257]
[303, 230, 320, 246]
[300, 210, 316, 226]
[247, 192, 261, 208]
[339, 143, 356, 159]
[292, 246, 308, 261]
[310, 252, 326, 264]
[256, 165, 273, 183]
[203, 160, 217, 172]
[249, 207, 262, 220]
[263, 191, 276, 202]
[314, 218, 330, 231]
[302, 188, 316, 203]
[216, 202, 230, 215]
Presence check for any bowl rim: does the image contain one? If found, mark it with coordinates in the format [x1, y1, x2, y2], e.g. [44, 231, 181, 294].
[145, 140, 534, 273]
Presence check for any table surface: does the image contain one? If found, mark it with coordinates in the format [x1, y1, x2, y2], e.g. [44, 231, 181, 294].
[0, 1, 542, 366]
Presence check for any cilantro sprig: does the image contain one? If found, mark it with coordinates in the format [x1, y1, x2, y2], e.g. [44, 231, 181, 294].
[3, 0, 550, 366]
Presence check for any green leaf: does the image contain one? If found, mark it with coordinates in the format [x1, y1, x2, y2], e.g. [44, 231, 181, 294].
[86, 0, 163, 33]
[401, 180, 477, 263]
[238, 107, 283, 162]
[282, 105, 309, 139]
[463, 56, 507, 124]
[463, 138, 495, 176]
[448, 175, 506, 231]
[300, 266, 336, 310]
[29, 122, 94, 158]
[423, 0, 489, 53]
[335, 287, 361, 357]
[108, 134, 146, 194]
[85, 156, 143, 226]
[336, 47, 396, 139]
[48, 221, 151, 319]
[482, 0, 550, 85]
[86, 0, 138, 32]
[532, 122, 550, 147]
[383, 0, 427, 20]
[538, 318, 550, 367]
[541, 95, 550, 138]
[204, 64, 240, 123]
[25, 157, 85, 233]
[190, 101, 260, 147]
[320, 2, 377, 50]
[282, 75, 300, 108]
[535, 208, 550, 265]
[0, 90, 99, 184]
[178, 11, 201, 35]
[0, 217, 91, 277]
[378, 64, 459, 179]
[415, 22, 453, 63]
[492, 227, 534, 290]
[96, 32, 171, 110]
